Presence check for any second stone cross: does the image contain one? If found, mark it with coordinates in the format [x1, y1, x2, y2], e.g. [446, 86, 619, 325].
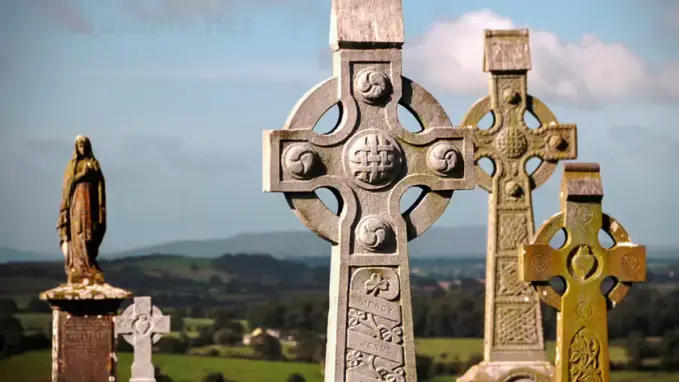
[262, 1, 474, 381]
[458, 29, 578, 382]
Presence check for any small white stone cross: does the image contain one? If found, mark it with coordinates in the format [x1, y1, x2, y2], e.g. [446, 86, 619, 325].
[114, 296, 170, 382]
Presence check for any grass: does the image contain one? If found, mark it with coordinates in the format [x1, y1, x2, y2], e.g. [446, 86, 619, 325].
[414, 338, 628, 364]
[1, 350, 678, 382]
[14, 313, 51, 332]
[0, 350, 324, 382]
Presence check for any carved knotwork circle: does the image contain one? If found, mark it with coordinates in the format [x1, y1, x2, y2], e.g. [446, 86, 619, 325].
[426, 142, 459, 176]
[343, 129, 403, 190]
[531, 213, 636, 309]
[494, 128, 528, 159]
[354, 69, 391, 104]
[461, 95, 561, 192]
[282, 143, 319, 180]
[356, 216, 393, 251]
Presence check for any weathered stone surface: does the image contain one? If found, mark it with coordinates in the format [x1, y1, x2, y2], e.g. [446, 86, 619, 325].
[114, 296, 170, 382]
[457, 29, 577, 382]
[45, 297, 125, 382]
[519, 163, 646, 382]
[263, 1, 474, 380]
[57, 135, 108, 285]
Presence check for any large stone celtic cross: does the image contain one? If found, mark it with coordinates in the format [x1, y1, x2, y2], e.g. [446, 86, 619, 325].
[262, 1, 473, 381]
[458, 30, 577, 382]
[114, 296, 170, 382]
[519, 163, 646, 382]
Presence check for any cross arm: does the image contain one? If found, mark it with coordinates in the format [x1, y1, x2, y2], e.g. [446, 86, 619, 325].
[263, 129, 341, 193]
[153, 316, 171, 334]
[518, 243, 565, 283]
[528, 122, 577, 161]
[607, 244, 647, 282]
[113, 316, 134, 335]
[396, 127, 474, 192]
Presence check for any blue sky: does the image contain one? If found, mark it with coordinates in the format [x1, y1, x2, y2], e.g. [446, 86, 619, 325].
[1, 0, 678, 253]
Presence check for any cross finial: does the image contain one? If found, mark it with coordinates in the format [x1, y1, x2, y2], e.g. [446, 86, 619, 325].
[483, 28, 532, 72]
[329, 0, 405, 51]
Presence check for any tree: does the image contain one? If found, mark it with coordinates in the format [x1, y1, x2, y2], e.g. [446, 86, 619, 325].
[250, 333, 282, 360]
[190, 263, 200, 273]
[660, 329, 679, 371]
[27, 298, 51, 313]
[287, 373, 306, 382]
[0, 299, 18, 316]
[170, 309, 186, 332]
[291, 331, 323, 363]
[202, 372, 228, 382]
[213, 328, 242, 346]
[625, 331, 650, 369]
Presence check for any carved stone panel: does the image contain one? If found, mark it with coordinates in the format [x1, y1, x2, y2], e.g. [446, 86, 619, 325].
[55, 311, 115, 382]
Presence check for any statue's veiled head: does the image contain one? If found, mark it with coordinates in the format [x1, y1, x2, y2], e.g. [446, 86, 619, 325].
[74, 135, 94, 159]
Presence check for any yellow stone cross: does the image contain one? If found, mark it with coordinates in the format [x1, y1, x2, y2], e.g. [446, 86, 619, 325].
[519, 163, 646, 382]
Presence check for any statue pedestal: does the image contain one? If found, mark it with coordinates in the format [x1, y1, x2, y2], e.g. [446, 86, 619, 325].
[40, 283, 132, 382]
[457, 361, 553, 382]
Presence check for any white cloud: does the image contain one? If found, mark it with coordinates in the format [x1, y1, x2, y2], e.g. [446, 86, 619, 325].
[407, 9, 679, 103]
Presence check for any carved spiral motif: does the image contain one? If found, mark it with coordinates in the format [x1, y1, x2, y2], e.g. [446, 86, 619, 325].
[494, 128, 528, 159]
[282, 143, 319, 180]
[343, 130, 403, 190]
[354, 69, 391, 104]
[356, 216, 393, 251]
[426, 142, 460, 176]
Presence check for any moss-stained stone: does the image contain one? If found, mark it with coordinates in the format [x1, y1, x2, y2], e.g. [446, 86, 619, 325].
[40, 282, 132, 301]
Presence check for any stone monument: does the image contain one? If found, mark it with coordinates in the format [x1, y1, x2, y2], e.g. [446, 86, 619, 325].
[40, 135, 132, 382]
[457, 30, 578, 382]
[519, 163, 646, 382]
[262, 1, 474, 380]
[114, 296, 170, 382]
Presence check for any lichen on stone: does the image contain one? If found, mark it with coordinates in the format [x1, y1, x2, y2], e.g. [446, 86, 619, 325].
[40, 282, 132, 301]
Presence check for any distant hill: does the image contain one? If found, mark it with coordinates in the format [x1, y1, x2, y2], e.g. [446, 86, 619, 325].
[110, 226, 488, 259]
[0, 247, 56, 263]
[2, 226, 678, 263]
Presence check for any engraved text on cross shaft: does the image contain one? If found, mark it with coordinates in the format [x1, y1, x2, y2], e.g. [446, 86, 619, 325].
[114, 296, 170, 382]
[519, 163, 646, 382]
[460, 29, 577, 363]
[262, 2, 473, 381]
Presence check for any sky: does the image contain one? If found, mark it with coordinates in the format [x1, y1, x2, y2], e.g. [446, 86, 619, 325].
[1, 0, 678, 253]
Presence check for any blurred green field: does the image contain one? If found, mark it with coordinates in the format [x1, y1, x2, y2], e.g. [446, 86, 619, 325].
[0, 350, 324, 382]
[414, 338, 629, 363]
[1, 350, 677, 382]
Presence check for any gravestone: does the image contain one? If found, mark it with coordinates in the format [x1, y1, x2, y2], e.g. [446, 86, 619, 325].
[457, 30, 578, 382]
[519, 163, 646, 382]
[262, 1, 474, 380]
[41, 135, 132, 382]
[114, 296, 170, 382]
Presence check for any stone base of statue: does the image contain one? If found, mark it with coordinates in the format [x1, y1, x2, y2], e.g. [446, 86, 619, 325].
[457, 361, 553, 382]
[40, 282, 132, 382]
